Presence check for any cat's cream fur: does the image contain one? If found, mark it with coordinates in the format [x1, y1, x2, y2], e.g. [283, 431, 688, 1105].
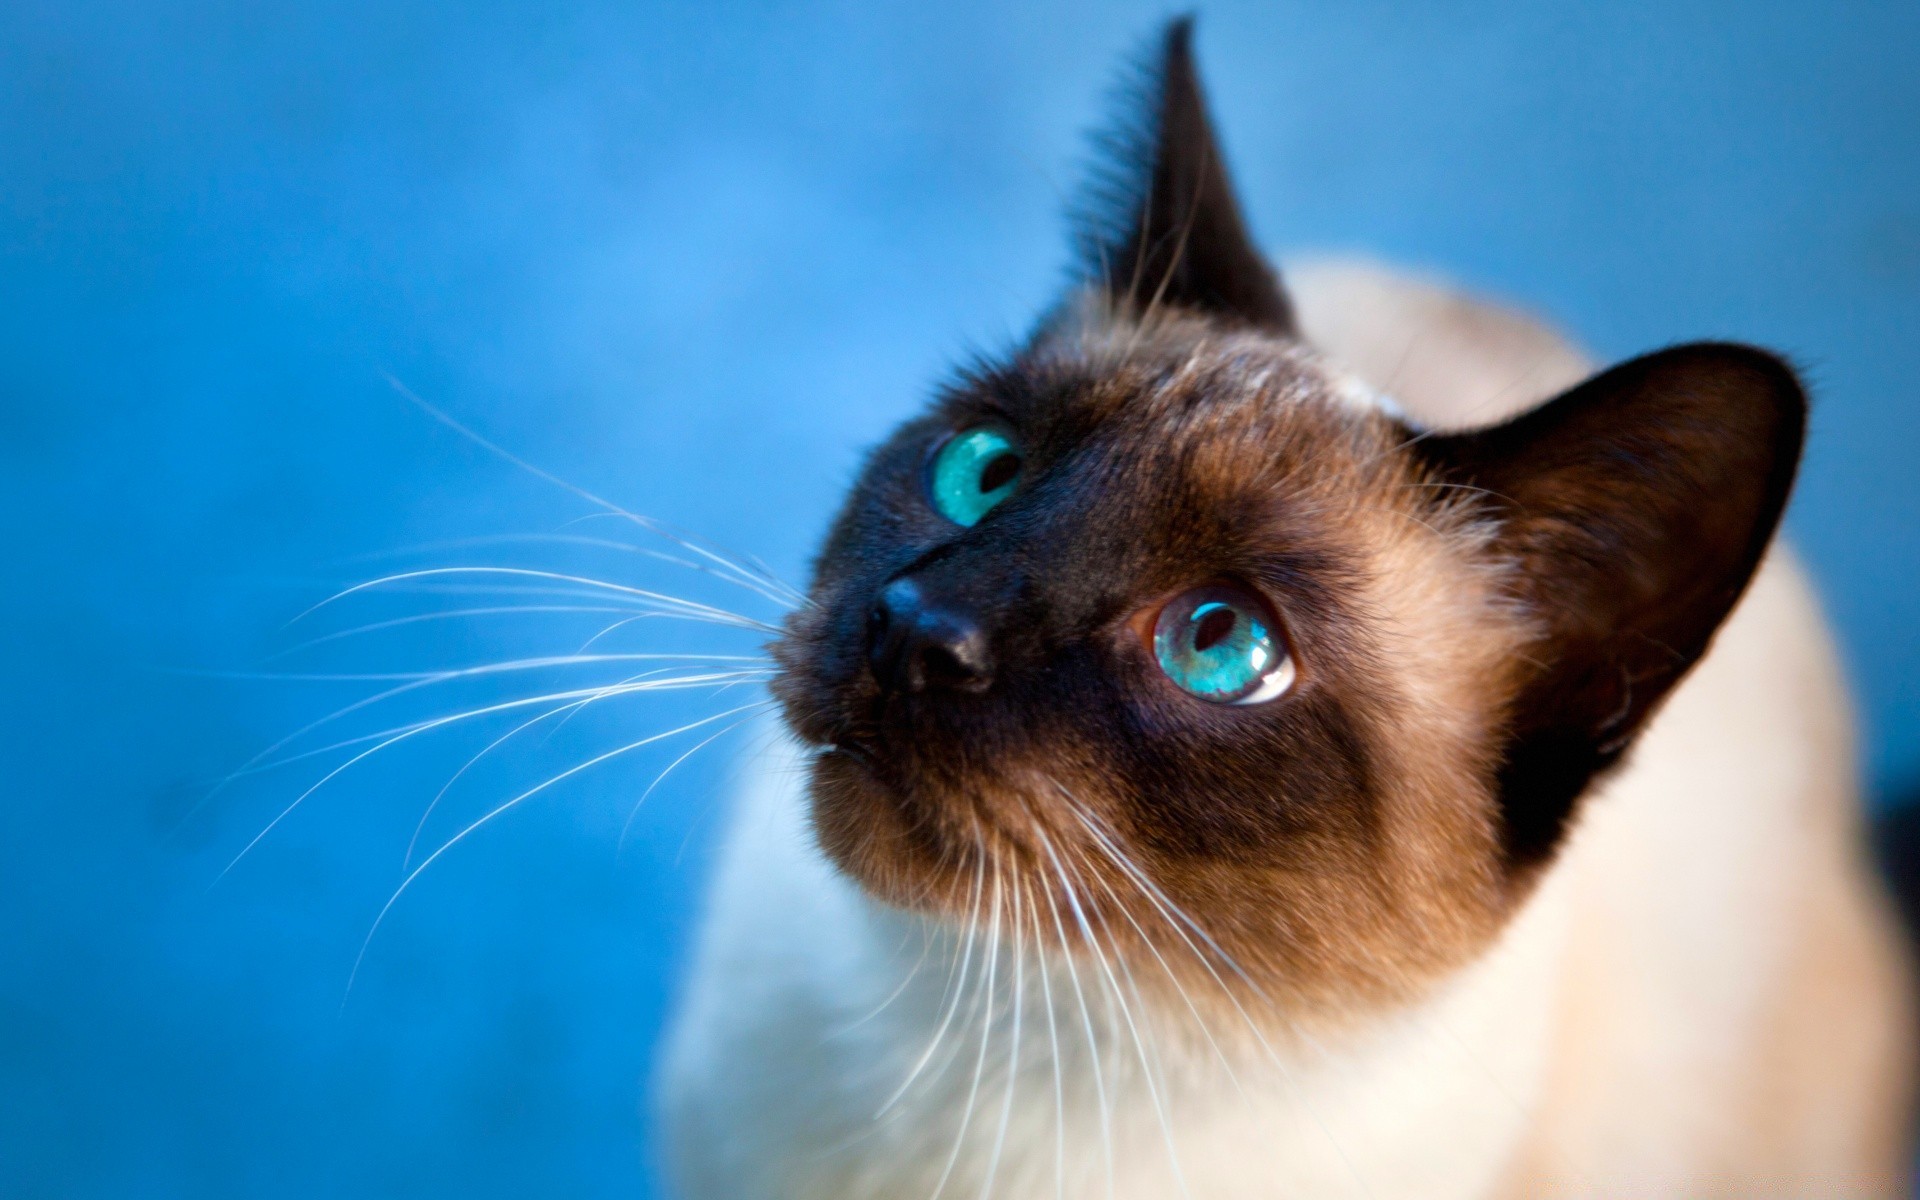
[655, 260, 1915, 1198]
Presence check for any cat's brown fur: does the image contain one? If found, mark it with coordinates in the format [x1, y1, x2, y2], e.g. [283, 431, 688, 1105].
[777, 308, 1531, 1017]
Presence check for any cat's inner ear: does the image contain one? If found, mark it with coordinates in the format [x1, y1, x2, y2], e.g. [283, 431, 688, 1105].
[1073, 18, 1295, 333]
[1417, 343, 1807, 874]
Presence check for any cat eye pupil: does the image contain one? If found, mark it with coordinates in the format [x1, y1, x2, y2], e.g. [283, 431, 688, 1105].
[978, 452, 1020, 494]
[928, 426, 1022, 527]
[1191, 604, 1236, 652]
[1151, 584, 1295, 706]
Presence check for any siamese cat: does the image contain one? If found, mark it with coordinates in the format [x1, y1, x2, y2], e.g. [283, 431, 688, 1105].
[657, 20, 1915, 1198]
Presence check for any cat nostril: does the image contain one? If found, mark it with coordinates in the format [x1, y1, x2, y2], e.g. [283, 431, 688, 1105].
[866, 577, 994, 695]
[918, 643, 982, 690]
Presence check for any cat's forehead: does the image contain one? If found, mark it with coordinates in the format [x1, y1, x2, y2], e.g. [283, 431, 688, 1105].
[961, 317, 1401, 506]
[892, 324, 1412, 611]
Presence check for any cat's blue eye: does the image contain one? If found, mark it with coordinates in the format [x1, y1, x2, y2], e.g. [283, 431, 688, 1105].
[928, 425, 1023, 527]
[1151, 583, 1296, 705]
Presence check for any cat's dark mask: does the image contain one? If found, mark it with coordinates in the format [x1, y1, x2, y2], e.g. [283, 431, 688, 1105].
[771, 19, 1804, 1011]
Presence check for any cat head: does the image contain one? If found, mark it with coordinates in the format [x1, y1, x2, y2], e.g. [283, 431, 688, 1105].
[770, 19, 1804, 1013]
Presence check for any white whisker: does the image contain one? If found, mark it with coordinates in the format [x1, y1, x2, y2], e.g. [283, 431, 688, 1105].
[315, 581, 672, 602]
[1036, 824, 1189, 1199]
[344, 700, 772, 998]
[215, 671, 771, 880]
[225, 669, 772, 783]
[199, 652, 772, 684]
[1034, 830, 1113, 1200]
[615, 710, 765, 854]
[402, 700, 583, 871]
[287, 566, 782, 635]
[555, 510, 810, 612]
[398, 670, 698, 870]
[1059, 792, 1378, 1200]
[842, 917, 937, 1034]
[385, 375, 810, 610]
[574, 613, 661, 654]
[1072, 834, 1244, 1097]
[928, 864, 1003, 1200]
[1031, 883, 1066, 1200]
[262, 605, 633, 662]
[980, 879, 1025, 1200]
[878, 852, 988, 1118]
[328, 531, 793, 609]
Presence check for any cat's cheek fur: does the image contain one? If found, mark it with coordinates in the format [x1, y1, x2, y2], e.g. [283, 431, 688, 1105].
[1078, 483, 1532, 1015]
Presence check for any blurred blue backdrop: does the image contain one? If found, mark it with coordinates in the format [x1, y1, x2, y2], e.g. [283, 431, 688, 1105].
[3, 2, 1917, 1196]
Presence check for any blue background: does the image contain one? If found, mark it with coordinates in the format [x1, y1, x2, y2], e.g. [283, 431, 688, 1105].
[3, 2, 1917, 1196]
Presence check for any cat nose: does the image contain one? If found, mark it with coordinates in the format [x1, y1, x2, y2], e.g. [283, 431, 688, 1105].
[865, 577, 994, 694]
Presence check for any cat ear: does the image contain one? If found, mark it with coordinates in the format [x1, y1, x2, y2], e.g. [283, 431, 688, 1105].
[1416, 343, 1806, 872]
[1072, 17, 1295, 333]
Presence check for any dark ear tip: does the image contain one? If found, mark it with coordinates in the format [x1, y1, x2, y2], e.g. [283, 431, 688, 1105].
[1641, 340, 1808, 448]
[1155, 15, 1200, 97]
[1650, 339, 1803, 386]
[1063, 12, 1294, 334]
[1644, 339, 1803, 389]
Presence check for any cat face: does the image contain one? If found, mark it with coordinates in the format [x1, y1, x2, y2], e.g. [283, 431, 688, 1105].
[774, 314, 1525, 1009]
[771, 20, 1805, 1015]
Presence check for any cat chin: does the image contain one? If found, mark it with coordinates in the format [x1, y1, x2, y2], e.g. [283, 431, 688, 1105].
[801, 742, 965, 915]
[800, 743, 1067, 920]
